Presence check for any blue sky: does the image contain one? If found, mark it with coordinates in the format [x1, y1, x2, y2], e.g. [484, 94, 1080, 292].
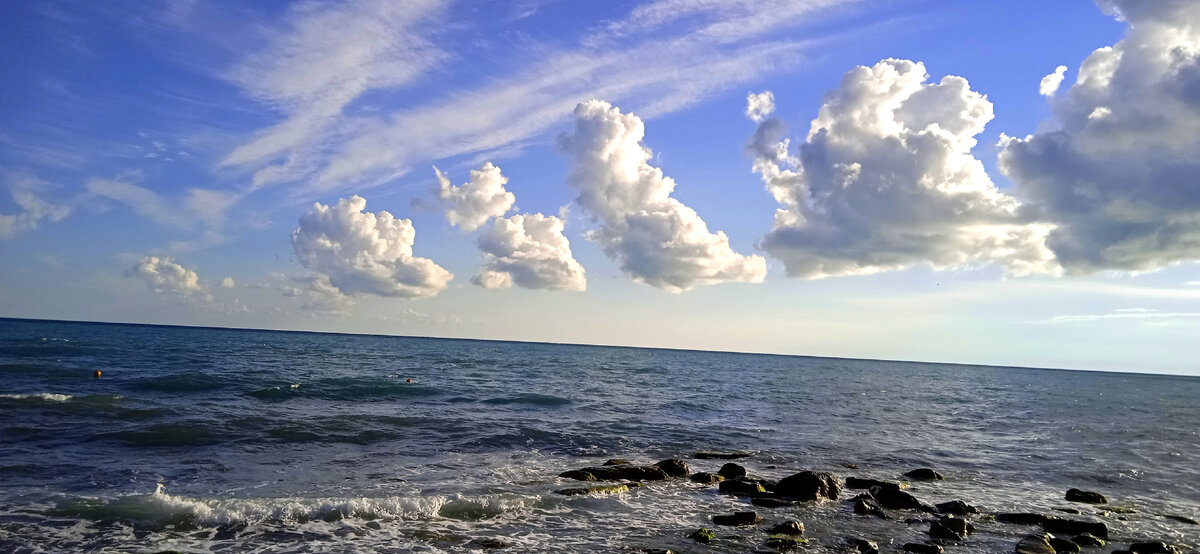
[3, 0, 1200, 375]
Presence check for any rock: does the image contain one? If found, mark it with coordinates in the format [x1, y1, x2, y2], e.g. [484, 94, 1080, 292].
[655, 458, 690, 478]
[1129, 542, 1182, 554]
[1098, 505, 1136, 514]
[555, 482, 641, 496]
[853, 495, 887, 518]
[560, 464, 668, 481]
[1015, 534, 1056, 554]
[1054, 507, 1082, 514]
[719, 477, 767, 496]
[471, 538, 512, 549]
[1072, 533, 1105, 547]
[712, 511, 762, 526]
[602, 458, 630, 465]
[1050, 537, 1082, 552]
[752, 497, 796, 508]
[688, 528, 716, 543]
[558, 469, 597, 481]
[776, 471, 841, 501]
[939, 517, 975, 535]
[996, 512, 1048, 525]
[718, 462, 747, 479]
[928, 520, 964, 541]
[639, 550, 674, 554]
[904, 468, 945, 481]
[690, 472, 724, 484]
[1065, 488, 1108, 504]
[869, 486, 926, 510]
[695, 451, 752, 459]
[849, 538, 880, 554]
[902, 542, 943, 553]
[1043, 517, 1108, 539]
[935, 500, 977, 515]
[765, 535, 806, 549]
[1160, 514, 1198, 525]
[846, 477, 906, 490]
[767, 520, 804, 535]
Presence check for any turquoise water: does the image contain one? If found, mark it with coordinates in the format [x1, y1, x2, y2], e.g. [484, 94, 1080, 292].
[0, 318, 1197, 552]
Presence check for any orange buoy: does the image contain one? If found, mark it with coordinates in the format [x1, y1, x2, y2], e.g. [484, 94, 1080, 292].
[406, 378, 413, 383]
[94, 370, 102, 378]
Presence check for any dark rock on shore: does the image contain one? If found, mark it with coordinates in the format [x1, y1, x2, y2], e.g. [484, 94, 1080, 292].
[1043, 517, 1108, 539]
[655, 458, 690, 478]
[718, 462, 747, 479]
[695, 451, 752, 459]
[1128, 542, 1182, 553]
[1054, 507, 1082, 514]
[996, 512, 1047, 525]
[904, 468, 945, 481]
[1066, 488, 1108, 504]
[1050, 537, 1081, 552]
[1160, 513, 1198, 525]
[846, 477, 906, 491]
[853, 494, 887, 518]
[765, 535, 806, 549]
[934, 500, 977, 515]
[929, 519, 965, 541]
[690, 472, 724, 484]
[602, 458, 630, 465]
[555, 482, 641, 496]
[902, 542, 943, 553]
[1072, 533, 1105, 547]
[869, 485, 926, 511]
[752, 497, 796, 508]
[719, 477, 767, 496]
[560, 464, 668, 481]
[712, 511, 762, 526]
[688, 528, 716, 543]
[471, 538, 512, 549]
[559, 469, 597, 481]
[768, 520, 804, 535]
[1015, 534, 1056, 554]
[849, 538, 880, 554]
[776, 471, 841, 501]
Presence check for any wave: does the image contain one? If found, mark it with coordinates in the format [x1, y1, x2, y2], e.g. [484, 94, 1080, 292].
[46, 485, 539, 529]
[0, 392, 73, 402]
[482, 393, 572, 407]
[90, 422, 217, 447]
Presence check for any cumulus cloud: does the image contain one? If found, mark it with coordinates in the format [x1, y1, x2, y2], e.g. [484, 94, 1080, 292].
[1039, 65, 1068, 96]
[220, 277, 236, 288]
[127, 256, 202, 294]
[561, 100, 766, 292]
[473, 213, 587, 291]
[0, 174, 70, 239]
[435, 162, 516, 231]
[745, 90, 775, 122]
[291, 195, 452, 298]
[746, 60, 1058, 278]
[999, 0, 1200, 273]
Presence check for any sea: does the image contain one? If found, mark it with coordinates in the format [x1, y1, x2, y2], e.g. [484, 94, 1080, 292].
[0, 318, 1197, 553]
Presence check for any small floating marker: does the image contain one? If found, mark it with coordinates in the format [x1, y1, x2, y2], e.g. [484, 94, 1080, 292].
[94, 370, 102, 378]
[406, 378, 413, 383]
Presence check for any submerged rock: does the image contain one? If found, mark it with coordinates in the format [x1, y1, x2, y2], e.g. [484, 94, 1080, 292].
[904, 468, 945, 481]
[869, 486, 926, 511]
[555, 482, 641, 496]
[718, 462, 747, 479]
[1072, 533, 1105, 547]
[1015, 534, 1056, 554]
[695, 451, 753, 459]
[847, 477, 906, 491]
[690, 472, 724, 484]
[767, 520, 804, 535]
[776, 471, 841, 501]
[602, 458, 630, 466]
[558, 469, 597, 481]
[712, 511, 762, 526]
[848, 538, 880, 554]
[1043, 517, 1108, 539]
[902, 542, 943, 553]
[688, 528, 716, 543]
[1054, 507, 1083, 514]
[471, 538, 512, 549]
[1128, 542, 1182, 554]
[1065, 488, 1108, 504]
[996, 512, 1048, 525]
[1050, 537, 1081, 553]
[929, 519, 964, 541]
[752, 497, 797, 508]
[654, 458, 690, 478]
[765, 535, 806, 549]
[1160, 514, 1198, 525]
[559, 464, 669, 481]
[934, 500, 977, 515]
[853, 494, 887, 518]
[719, 477, 767, 496]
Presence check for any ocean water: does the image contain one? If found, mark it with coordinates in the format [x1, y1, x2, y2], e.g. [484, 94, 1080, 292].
[0, 318, 1197, 553]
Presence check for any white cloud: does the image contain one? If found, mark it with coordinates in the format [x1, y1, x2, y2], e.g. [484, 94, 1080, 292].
[745, 90, 775, 122]
[291, 195, 452, 298]
[0, 174, 71, 239]
[86, 179, 240, 234]
[561, 100, 766, 292]
[746, 60, 1058, 279]
[278, 273, 354, 315]
[127, 256, 202, 294]
[1039, 65, 1068, 96]
[999, 0, 1200, 273]
[220, 276, 235, 288]
[474, 213, 587, 291]
[435, 162, 516, 232]
[1045, 308, 1200, 324]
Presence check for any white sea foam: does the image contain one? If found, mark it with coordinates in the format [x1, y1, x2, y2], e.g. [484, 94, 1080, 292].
[0, 393, 73, 402]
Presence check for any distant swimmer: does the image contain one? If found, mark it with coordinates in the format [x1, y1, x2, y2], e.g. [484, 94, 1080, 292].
[94, 370, 102, 378]
[406, 378, 413, 383]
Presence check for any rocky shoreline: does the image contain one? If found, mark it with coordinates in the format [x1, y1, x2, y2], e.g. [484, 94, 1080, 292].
[543, 452, 1196, 554]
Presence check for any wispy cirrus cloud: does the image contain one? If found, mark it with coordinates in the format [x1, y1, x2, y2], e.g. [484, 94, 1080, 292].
[1044, 308, 1200, 325]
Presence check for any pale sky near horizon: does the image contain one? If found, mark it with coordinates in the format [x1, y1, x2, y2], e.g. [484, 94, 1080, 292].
[3, 1, 1200, 376]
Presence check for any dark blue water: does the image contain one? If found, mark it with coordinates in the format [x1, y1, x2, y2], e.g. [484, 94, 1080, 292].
[0, 318, 1197, 552]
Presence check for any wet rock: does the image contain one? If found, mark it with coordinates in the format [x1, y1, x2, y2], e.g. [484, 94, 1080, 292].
[555, 482, 641, 496]
[471, 538, 512, 549]
[602, 458, 630, 466]
[1043, 517, 1108, 539]
[639, 550, 674, 554]
[902, 542, 943, 553]
[655, 458, 690, 478]
[765, 535, 806, 549]
[1160, 514, 1198, 525]
[1098, 505, 1136, 514]
[712, 511, 763, 526]
[869, 486, 927, 511]
[1015, 534, 1056, 554]
[852, 494, 887, 518]
[1050, 537, 1081, 552]
[558, 469, 597, 481]
[688, 528, 716, 543]
[996, 512, 1048, 525]
[690, 472, 724, 484]
[776, 471, 841, 501]
[718, 462, 747, 479]
[928, 520, 964, 541]
[846, 477, 907, 491]
[767, 520, 804, 535]
[940, 517, 975, 535]
[719, 477, 767, 496]
[1065, 488, 1108, 504]
[1072, 533, 1105, 547]
[695, 451, 752, 459]
[1054, 507, 1082, 514]
[1129, 542, 1182, 554]
[849, 538, 880, 554]
[560, 464, 668, 481]
[904, 468, 945, 481]
[935, 500, 977, 515]
[752, 497, 797, 508]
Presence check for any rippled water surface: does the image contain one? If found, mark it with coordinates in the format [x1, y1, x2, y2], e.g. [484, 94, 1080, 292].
[1, 318, 1197, 552]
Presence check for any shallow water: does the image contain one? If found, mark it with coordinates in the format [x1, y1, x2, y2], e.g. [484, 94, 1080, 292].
[0, 318, 1197, 552]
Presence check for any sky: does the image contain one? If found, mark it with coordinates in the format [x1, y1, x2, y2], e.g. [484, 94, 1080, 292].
[2, 0, 1200, 376]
